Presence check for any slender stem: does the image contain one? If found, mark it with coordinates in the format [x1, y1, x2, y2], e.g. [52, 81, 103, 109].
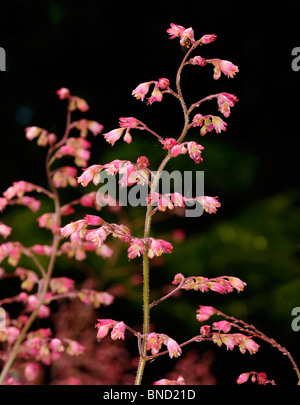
[217, 310, 300, 384]
[134, 43, 200, 385]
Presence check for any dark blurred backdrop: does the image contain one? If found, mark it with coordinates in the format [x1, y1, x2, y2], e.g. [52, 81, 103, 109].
[0, 0, 299, 385]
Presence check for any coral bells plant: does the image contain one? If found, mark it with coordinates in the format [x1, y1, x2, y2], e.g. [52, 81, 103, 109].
[0, 23, 299, 386]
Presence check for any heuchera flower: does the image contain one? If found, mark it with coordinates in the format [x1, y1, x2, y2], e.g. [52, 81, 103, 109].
[132, 82, 151, 101]
[153, 376, 186, 385]
[111, 321, 125, 340]
[166, 23, 185, 39]
[213, 320, 232, 333]
[52, 166, 78, 188]
[187, 56, 207, 66]
[237, 372, 250, 384]
[196, 306, 217, 322]
[192, 114, 227, 136]
[199, 34, 217, 44]
[0, 222, 12, 239]
[166, 337, 182, 358]
[187, 141, 204, 163]
[77, 164, 103, 187]
[196, 196, 221, 214]
[71, 119, 104, 138]
[207, 58, 239, 80]
[127, 239, 144, 260]
[132, 79, 169, 105]
[60, 219, 87, 238]
[95, 319, 114, 341]
[179, 27, 195, 48]
[56, 87, 70, 100]
[85, 227, 108, 247]
[217, 93, 238, 118]
[147, 332, 162, 355]
[148, 238, 173, 259]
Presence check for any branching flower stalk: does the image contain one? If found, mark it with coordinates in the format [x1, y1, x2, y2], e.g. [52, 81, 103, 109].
[2, 23, 298, 386]
[0, 89, 115, 385]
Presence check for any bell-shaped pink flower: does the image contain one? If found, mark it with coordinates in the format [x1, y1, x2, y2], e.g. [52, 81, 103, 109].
[132, 82, 151, 101]
[166, 337, 182, 358]
[111, 321, 125, 340]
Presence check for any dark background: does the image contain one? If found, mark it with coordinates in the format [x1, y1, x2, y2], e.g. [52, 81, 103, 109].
[0, 0, 300, 385]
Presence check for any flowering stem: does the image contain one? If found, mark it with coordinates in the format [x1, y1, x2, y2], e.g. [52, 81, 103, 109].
[217, 310, 300, 384]
[135, 45, 197, 384]
[0, 111, 71, 385]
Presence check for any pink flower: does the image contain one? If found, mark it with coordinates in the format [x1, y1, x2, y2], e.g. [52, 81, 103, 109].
[95, 319, 114, 341]
[64, 339, 85, 356]
[136, 156, 150, 169]
[200, 34, 217, 44]
[132, 82, 151, 101]
[111, 321, 125, 340]
[171, 192, 185, 208]
[211, 116, 227, 133]
[119, 117, 139, 128]
[56, 87, 70, 100]
[84, 214, 102, 226]
[213, 320, 232, 333]
[53, 166, 78, 188]
[227, 277, 246, 292]
[207, 58, 239, 80]
[71, 119, 104, 137]
[158, 78, 170, 89]
[167, 23, 185, 39]
[77, 164, 103, 187]
[24, 362, 40, 382]
[196, 196, 221, 214]
[196, 305, 216, 322]
[85, 227, 108, 247]
[103, 128, 124, 146]
[234, 334, 260, 355]
[69, 96, 89, 112]
[49, 277, 75, 294]
[6, 326, 20, 344]
[147, 82, 163, 105]
[154, 376, 186, 385]
[217, 93, 238, 117]
[104, 159, 123, 175]
[60, 219, 87, 238]
[161, 138, 177, 150]
[187, 141, 204, 163]
[147, 332, 162, 355]
[237, 372, 250, 384]
[187, 56, 207, 66]
[127, 239, 144, 260]
[200, 325, 211, 336]
[180, 27, 195, 48]
[148, 238, 173, 258]
[0, 222, 12, 239]
[166, 337, 182, 358]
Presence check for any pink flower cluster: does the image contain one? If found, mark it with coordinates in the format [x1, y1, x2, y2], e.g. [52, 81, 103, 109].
[173, 274, 246, 294]
[60, 214, 173, 261]
[77, 156, 150, 188]
[161, 138, 204, 163]
[132, 78, 170, 105]
[237, 371, 275, 385]
[147, 332, 182, 359]
[147, 193, 221, 214]
[95, 319, 126, 341]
